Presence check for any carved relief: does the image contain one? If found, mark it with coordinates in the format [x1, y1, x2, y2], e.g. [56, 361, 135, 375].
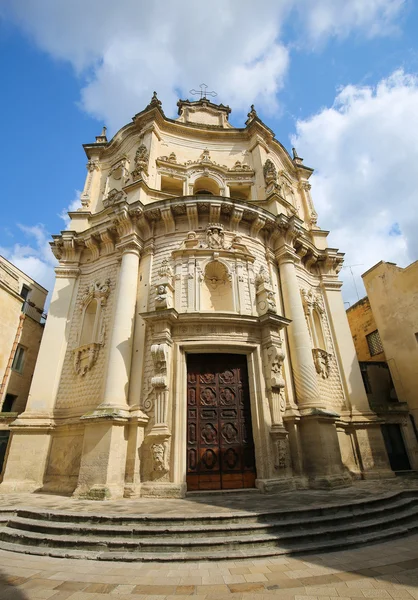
[152, 441, 169, 472]
[263, 159, 277, 186]
[263, 339, 286, 427]
[155, 258, 174, 310]
[206, 224, 225, 249]
[80, 279, 111, 307]
[274, 437, 290, 470]
[103, 188, 125, 208]
[313, 348, 332, 379]
[255, 266, 277, 315]
[131, 143, 149, 179]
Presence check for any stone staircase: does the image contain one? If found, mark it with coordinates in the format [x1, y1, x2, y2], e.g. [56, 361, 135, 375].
[0, 489, 418, 561]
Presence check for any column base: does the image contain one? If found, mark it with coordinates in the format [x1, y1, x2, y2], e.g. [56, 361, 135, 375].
[140, 482, 186, 498]
[73, 483, 126, 500]
[308, 472, 352, 489]
[256, 478, 296, 493]
[299, 412, 352, 487]
[75, 419, 128, 501]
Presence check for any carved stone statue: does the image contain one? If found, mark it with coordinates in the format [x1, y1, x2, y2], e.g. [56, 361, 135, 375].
[131, 144, 149, 178]
[263, 159, 277, 186]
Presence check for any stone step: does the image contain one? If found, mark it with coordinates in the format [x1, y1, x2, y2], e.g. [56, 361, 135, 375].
[0, 518, 417, 562]
[6, 494, 418, 539]
[1, 490, 418, 561]
[7, 488, 418, 527]
[1, 501, 418, 555]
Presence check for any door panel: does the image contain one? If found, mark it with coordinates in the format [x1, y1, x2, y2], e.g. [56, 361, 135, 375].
[186, 354, 256, 491]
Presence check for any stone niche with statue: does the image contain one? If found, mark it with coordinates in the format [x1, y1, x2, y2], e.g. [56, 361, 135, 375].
[0, 93, 395, 501]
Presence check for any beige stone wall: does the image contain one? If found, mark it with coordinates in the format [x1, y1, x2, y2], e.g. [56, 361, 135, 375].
[0, 289, 22, 397]
[363, 260, 418, 421]
[6, 316, 44, 413]
[346, 296, 385, 362]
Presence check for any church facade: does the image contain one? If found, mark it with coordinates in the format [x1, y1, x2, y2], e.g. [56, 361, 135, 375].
[1, 95, 394, 499]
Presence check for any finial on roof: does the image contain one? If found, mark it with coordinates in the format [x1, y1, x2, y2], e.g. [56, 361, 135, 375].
[292, 147, 303, 164]
[95, 125, 108, 143]
[150, 91, 162, 107]
[245, 104, 257, 125]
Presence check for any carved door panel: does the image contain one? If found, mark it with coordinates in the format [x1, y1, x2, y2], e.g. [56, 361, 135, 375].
[187, 354, 256, 491]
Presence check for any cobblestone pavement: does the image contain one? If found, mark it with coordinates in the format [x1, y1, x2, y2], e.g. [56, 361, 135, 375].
[1, 533, 418, 599]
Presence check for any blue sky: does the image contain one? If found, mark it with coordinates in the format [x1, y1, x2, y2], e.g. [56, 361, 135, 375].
[0, 0, 417, 305]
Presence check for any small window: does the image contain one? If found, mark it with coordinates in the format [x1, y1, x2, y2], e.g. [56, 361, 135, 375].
[366, 330, 384, 356]
[11, 345, 25, 373]
[20, 285, 30, 300]
[2, 394, 16, 413]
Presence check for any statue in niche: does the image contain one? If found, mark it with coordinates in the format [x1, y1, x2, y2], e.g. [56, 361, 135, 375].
[206, 224, 225, 249]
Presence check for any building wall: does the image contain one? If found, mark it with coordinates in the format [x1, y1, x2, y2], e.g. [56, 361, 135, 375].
[0, 257, 47, 408]
[6, 316, 45, 414]
[363, 260, 418, 423]
[346, 297, 385, 362]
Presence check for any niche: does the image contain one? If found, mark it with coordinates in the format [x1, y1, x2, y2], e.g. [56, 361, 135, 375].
[201, 261, 234, 312]
[73, 279, 111, 376]
[193, 176, 220, 196]
[79, 299, 98, 346]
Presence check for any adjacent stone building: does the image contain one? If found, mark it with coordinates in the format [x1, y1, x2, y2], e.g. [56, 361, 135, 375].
[347, 295, 417, 472]
[0, 256, 47, 472]
[0, 95, 394, 499]
[361, 260, 418, 469]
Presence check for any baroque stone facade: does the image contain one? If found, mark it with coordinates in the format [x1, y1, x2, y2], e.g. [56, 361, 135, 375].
[0, 95, 394, 499]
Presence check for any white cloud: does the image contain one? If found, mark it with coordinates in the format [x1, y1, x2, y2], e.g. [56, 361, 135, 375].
[0, 188, 83, 303]
[0, 0, 405, 131]
[59, 190, 82, 229]
[292, 69, 418, 305]
[0, 224, 57, 298]
[296, 0, 405, 44]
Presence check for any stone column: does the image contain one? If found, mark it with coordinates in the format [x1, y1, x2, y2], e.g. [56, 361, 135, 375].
[276, 244, 325, 411]
[275, 224, 351, 488]
[99, 238, 141, 414]
[75, 210, 142, 499]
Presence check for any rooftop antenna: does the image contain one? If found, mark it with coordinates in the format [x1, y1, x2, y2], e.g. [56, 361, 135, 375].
[342, 264, 364, 302]
[190, 83, 217, 100]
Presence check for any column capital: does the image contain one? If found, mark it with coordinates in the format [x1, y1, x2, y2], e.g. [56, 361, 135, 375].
[116, 234, 142, 256]
[54, 266, 80, 279]
[275, 244, 300, 266]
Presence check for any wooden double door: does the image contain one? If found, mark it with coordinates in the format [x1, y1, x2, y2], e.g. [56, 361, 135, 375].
[186, 353, 256, 491]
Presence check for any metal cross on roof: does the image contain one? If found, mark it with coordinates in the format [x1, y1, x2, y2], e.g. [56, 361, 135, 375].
[190, 83, 217, 100]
